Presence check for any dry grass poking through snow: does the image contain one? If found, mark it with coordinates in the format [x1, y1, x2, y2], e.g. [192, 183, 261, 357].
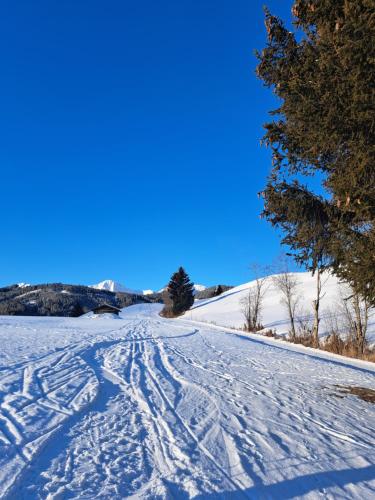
[333, 385, 375, 404]
[248, 328, 375, 363]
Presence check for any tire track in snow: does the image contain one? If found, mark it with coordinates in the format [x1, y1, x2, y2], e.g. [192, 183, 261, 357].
[99, 325, 189, 497]
[95, 321, 248, 496]
[156, 326, 325, 486]
[170, 321, 375, 483]
[12, 320, 174, 499]
[154, 337, 264, 491]
[139, 334, 252, 495]
[3, 315, 374, 498]
[1, 320, 144, 498]
[99, 324, 240, 497]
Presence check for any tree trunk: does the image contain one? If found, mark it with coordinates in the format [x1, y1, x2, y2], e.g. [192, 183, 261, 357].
[288, 303, 296, 340]
[353, 294, 364, 355]
[312, 270, 321, 348]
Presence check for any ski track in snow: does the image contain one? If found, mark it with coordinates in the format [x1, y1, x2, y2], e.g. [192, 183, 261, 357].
[0, 308, 374, 499]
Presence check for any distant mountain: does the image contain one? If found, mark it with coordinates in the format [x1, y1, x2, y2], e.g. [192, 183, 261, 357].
[90, 280, 142, 295]
[0, 283, 161, 317]
[0, 280, 234, 317]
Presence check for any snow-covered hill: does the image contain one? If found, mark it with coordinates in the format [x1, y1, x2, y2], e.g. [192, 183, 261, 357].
[183, 271, 375, 343]
[90, 279, 142, 295]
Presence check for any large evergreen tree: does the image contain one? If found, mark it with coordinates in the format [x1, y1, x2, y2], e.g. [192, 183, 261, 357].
[256, 1, 375, 304]
[163, 267, 194, 317]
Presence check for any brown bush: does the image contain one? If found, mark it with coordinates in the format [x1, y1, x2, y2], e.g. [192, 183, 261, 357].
[280, 324, 375, 363]
[159, 306, 180, 318]
[243, 323, 264, 333]
[322, 333, 375, 361]
[263, 329, 276, 337]
[289, 330, 315, 347]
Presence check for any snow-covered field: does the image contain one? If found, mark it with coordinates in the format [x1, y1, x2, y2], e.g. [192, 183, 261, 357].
[184, 272, 375, 344]
[1, 304, 375, 498]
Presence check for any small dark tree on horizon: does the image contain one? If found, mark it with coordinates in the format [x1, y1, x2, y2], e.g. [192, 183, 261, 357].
[161, 267, 194, 317]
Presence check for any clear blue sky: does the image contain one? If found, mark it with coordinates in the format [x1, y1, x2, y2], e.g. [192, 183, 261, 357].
[1, 0, 294, 290]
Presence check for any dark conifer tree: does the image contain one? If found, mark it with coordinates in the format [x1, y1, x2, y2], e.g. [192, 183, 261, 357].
[163, 267, 194, 317]
[71, 302, 85, 317]
[257, 0, 375, 304]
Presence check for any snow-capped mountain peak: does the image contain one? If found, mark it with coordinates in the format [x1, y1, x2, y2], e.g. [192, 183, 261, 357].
[90, 280, 142, 295]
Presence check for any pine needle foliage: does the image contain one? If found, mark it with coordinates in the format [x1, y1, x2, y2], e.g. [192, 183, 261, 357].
[256, 0, 375, 304]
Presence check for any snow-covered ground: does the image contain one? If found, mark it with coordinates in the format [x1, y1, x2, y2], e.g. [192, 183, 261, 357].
[0, 304, 374, 498]
[183, 272, 375, 344]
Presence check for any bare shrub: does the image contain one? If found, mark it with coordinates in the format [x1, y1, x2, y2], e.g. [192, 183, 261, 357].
[263, 329, 276, 337]
[289, 310, 314, 346]
[323, 332, 346, 355]
[272, 259, 301, 340]
[322, 302, 375, 360]
[241, 265, 269, 332]
[338, 286, 371, 356]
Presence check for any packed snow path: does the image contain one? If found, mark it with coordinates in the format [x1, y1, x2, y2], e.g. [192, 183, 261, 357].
[0, 306, 375, 499]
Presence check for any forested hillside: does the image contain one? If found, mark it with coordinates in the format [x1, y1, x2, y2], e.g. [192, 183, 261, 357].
[0, 283, 160, 317]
